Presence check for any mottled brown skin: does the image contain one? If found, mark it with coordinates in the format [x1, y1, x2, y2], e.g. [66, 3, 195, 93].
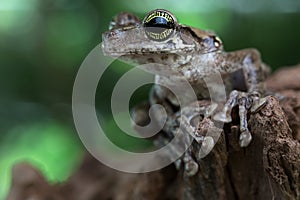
[102, 9, 270, 176]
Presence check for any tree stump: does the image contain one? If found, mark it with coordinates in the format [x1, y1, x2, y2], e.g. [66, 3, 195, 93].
[6, 65, 300, 200]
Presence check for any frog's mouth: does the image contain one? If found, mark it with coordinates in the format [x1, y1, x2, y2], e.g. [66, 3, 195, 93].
[102, 26, 195, 57]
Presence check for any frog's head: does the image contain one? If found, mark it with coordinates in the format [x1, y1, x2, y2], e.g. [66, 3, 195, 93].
[102, 9, 223, 66]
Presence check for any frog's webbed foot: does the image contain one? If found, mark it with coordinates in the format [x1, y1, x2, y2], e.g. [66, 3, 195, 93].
[213, 90, 268, 147]
[178, 107, 223, 176]
[179, 101, 218, 142]
[181, 119, 223, 176]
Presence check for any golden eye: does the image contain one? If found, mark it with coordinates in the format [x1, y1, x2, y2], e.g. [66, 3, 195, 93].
[143, 9, 177, 42]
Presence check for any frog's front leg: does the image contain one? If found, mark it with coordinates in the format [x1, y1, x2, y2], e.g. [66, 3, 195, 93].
[213, 48, 269, 147]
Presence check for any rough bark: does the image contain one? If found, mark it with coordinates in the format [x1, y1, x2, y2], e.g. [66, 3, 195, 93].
[6, 65, 300, 200]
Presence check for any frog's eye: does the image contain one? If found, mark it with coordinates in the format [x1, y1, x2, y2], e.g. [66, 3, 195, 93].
[143, 9, 177, 42]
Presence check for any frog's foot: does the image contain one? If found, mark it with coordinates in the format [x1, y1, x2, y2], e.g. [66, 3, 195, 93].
[181, 118, 224, 176]
[239, 92, 268, 146]
[214, 90, 268, 147]
[180, 115, 204, 143]
[179, 101, 218, 140]
[167, 101, 223, 176]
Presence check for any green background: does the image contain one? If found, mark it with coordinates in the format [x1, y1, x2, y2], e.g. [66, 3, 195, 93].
[1, 0, 300, 198]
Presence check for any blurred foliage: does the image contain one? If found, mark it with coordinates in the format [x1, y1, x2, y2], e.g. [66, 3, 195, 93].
[0, 121, 83, 198]
[0, 0, 300, 199]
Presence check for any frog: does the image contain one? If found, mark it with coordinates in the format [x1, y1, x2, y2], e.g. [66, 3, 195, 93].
[102, 9, 270, 176]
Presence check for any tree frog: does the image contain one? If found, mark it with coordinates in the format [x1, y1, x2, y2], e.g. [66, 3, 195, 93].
[102, 9, 269, 176]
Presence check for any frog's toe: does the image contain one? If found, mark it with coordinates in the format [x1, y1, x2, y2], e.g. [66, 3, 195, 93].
[198, 136, 215, 158]
[250, 96, 268, 113]
[213, 111, 232, 123]
[184, 159, 199, 176]
[239, 130, 252, 147]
